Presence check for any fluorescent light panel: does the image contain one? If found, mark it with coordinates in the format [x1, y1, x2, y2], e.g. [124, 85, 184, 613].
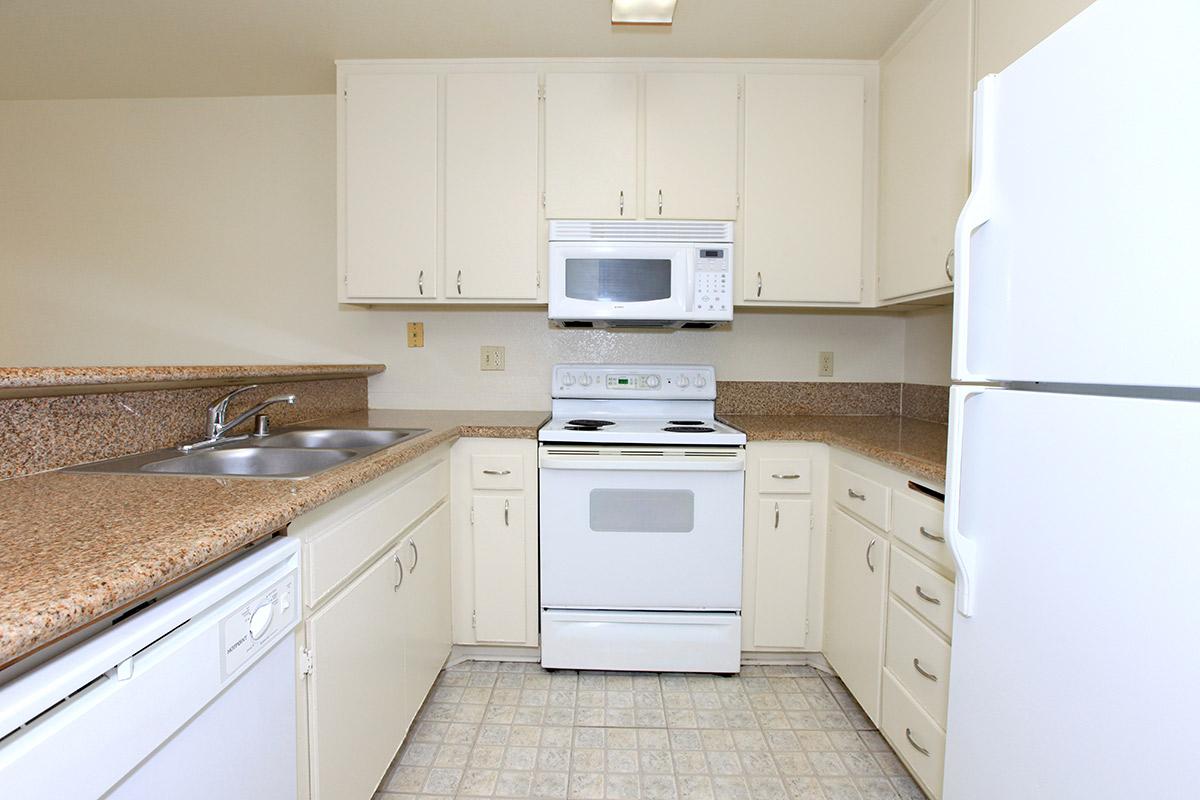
[612, 0, 677, 25]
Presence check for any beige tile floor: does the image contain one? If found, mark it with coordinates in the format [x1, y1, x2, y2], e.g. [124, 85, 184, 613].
[375, 661, 929, 800]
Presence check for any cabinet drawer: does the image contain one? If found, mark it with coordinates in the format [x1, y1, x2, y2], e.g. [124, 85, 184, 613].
[881, 671, 946, 799]
[305, 460, 449, 608]
[892, 491, 952, 573]
[832, 466, 890, 530]
[471, 454, 524, 490]
[885, 598, 951, 725]
[889, 548, 955, 638]
[758, 457, 812, 493]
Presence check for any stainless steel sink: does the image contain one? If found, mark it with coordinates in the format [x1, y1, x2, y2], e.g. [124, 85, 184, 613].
[255, 428, 425, 450]
[139, 447, 357, 478]
[65, 426, 430, 479]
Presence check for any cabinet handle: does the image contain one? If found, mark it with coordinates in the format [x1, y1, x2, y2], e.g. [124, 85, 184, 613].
[756, 272, 763, 298]
[905, 728, 931, 757]
[865, 539, 877, 573]
[418, 269, 424, 296]
[945, 248, 955, 281]
[619, 190, 624, 216]
[457, 269, 463, 295]
[409, 540, 419, 573]
[912, 658, 939, 682]
[504, 498, 510, 526]
[771, 473, 801, 480]
[482, 469, 511, 476]
[774, 501, 780, 529]
[915, 585, 942, 605]
[919, 525, 946, 543]
[848, 488, 866, 501]
[658, 189, 663, 216]
[393, 553, 404, 591]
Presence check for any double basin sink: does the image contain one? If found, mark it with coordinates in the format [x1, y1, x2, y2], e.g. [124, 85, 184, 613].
[67, 427, 430, 480]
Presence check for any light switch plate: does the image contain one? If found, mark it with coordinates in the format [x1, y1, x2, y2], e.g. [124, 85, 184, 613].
[481, 345, 505, 371]
[818, 351, 834, 377]
[407, 322, 424, 348]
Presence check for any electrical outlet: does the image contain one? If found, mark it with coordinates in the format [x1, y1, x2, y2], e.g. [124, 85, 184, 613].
[818, 351, 834, 377]
[480, 345, 505, 371]
[406, 322, 424, 348]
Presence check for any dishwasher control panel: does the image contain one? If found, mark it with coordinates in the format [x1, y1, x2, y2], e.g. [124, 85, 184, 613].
[219, 568, 298, 680]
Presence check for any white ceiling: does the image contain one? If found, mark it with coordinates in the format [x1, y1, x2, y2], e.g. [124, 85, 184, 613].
[0, 0, 930, 100]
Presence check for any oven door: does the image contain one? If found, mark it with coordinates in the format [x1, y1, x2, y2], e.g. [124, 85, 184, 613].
[548, 241, 693, 321]
[538, 445, 744, 610]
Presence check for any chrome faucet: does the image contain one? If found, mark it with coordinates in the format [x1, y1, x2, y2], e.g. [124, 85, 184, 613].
[178, 385, 297, 452]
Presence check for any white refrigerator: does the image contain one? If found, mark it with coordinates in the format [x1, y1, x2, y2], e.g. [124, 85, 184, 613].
[943, 0, 1200, 798]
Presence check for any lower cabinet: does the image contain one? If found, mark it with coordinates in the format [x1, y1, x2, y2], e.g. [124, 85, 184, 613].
[450, 438, 540, 648]
[823, 507, 889, 724]
[289, 450, 453, 800]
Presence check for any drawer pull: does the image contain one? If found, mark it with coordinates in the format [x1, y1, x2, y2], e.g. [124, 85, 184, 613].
[919, 525, 946, 543]
[482, 469, 511, 476]
[912, 658, 939, 682]
[865, 539, 877, 573]
[915, 585, 942, 605]
[774, 501, 780, 529]
[771, 473, 802, 480]
[848, 488, 866, 501]
[905, 728, 931, 757]
[504, 498, 510, 526]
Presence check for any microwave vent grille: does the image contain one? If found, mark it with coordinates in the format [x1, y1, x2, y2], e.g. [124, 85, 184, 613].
[549, 220, 733, 243]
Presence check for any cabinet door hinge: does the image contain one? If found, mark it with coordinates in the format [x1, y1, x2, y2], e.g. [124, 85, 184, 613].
[541, 191, 547, 209]
[472, 610, 478, 630]
[736, 193, 741, 210]
[300, 647, 315, 678]
[469, 504, 475, 525]
[537, 271, 542, 289]
[737, 83, 743, 100]
[538, 86, 546, 101]
[810, 513, 815, 531]
[343, 273, 349, 287]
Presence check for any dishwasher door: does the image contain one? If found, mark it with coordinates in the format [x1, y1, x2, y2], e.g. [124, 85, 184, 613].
[0, 537, 301, 800]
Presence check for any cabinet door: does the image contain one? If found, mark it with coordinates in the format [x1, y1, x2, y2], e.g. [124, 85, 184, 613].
[471, 494, 528, 643]
[823, 508, 888, 724]
[752, 497, 813, 649]
[306, 545, 406, 800]
[644, 73, 739, 220]
[444, 72, 540, 300]
[743, 74, 864, 303]
[342, 72, 438, 300]
[877, 0, 972, 301]
[545, 73, 638, 219]
[402, 505, 451, 722]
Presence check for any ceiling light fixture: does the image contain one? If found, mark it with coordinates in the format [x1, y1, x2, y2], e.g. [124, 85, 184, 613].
[612, 0, 677, 26]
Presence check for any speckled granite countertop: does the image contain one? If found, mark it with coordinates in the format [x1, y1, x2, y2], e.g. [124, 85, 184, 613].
[0, 409, 546, 668]
[720, 414, 948, 485]
[0, 364, 386, 391]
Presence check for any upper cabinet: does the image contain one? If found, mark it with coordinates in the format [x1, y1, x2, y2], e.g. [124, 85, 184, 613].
[876, 0, 973, 304]
[644, 73, 740, 220]
[544, 73, 638, 220]
[742, 73, 866, 305]
[444, 73, 540, 300]
[341, 73, 438, 300]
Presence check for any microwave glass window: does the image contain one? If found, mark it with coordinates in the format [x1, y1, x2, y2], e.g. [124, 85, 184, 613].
[588, 489, 695, 533]
[564, 258, 672, 302]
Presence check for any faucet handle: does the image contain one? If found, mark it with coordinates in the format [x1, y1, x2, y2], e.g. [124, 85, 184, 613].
[210, 384, 259, 417]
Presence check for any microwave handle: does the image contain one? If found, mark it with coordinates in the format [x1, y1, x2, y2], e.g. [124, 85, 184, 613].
[683, 247, 697, 313]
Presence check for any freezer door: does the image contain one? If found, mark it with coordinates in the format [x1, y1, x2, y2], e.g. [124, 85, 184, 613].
[942, 387, 1200, 799]
[952, 0, 1200, 386]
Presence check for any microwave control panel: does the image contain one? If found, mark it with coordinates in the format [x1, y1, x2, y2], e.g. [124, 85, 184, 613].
[694, 248, 732, 316]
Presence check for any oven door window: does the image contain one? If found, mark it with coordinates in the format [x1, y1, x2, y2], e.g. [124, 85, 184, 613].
[589, 489, 694, 533]
[564, 258, 673, 303]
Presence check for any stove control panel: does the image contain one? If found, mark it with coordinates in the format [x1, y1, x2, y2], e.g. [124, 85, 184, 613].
[552, 364, 716, 399]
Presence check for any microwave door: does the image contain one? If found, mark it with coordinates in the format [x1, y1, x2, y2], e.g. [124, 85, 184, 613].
[549, 242, 690, 320]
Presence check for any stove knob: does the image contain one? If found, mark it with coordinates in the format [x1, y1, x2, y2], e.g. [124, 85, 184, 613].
[646, 375, 661, 389]
[579, 374, 593, 387]
[562, 373, 576, 386]
[695, 374, 708, 388]
[678, 375, 690, 388]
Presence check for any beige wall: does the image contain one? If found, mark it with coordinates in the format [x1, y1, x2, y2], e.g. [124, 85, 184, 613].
[1, 95, 921, 410]
[975, 0, 1096, 79]
[901, 306, 953, 386]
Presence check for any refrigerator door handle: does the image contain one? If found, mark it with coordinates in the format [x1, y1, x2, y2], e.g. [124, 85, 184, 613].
[950, 73, 998, 384]
[945, 385, 986, 617]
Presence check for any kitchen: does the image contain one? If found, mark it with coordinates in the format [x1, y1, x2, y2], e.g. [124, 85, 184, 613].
[1, 1, 1195, 799]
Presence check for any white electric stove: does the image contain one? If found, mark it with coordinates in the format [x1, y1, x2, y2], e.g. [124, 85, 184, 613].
[538, 364, 747, 674]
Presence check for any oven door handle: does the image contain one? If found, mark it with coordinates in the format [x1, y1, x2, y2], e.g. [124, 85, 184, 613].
[538, 454, 745, 472]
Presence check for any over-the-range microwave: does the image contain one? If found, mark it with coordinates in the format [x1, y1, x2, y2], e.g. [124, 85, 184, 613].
[548, 220, 734, 329]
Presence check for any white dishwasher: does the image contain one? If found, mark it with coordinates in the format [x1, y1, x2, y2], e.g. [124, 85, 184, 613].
[0, 536, 301, 800]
